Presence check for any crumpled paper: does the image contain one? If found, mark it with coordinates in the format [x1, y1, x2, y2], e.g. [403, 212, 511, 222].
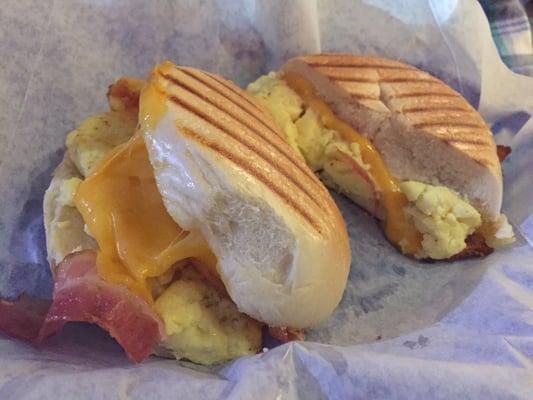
[0, 0, 532, 398]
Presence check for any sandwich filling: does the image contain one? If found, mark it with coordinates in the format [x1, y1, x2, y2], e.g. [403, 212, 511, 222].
[55, 78, 262, 364]
[247, 72, 513, 259]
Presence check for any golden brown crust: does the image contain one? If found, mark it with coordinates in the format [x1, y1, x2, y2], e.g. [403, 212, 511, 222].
[152, 62, 343, 233]
[293, 54, 500, 173]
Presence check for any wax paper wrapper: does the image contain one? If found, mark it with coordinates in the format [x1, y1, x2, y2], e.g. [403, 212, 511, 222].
[0, 0, 532, 398]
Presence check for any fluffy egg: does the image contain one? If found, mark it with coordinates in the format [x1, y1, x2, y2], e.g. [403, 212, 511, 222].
[154, 266, 262, 365]
[400, 181, 482, 259]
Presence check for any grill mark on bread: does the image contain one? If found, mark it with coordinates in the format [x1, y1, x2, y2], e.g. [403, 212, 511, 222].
[159, 72, 324, 202]
[349, 93, 379, 100]
[204, 71, 264, 113]
[402, 106, 471, 114]
[335, 81, 380, 97]
[182, 68, 269, 122]
[318, 65, 438, 85]
[295, 55, 500, 190]
[301, 54, 417, 70]
[165, 92, 326, 210]
[325, 76, 377, 83]
[380, 78, 438, 84]
[306, 61, 415, 71]
[390, 91, 461, 99]
[170, 69, 319, 183]
[445, 138, 491, 146]
[172, 69, 284, 141]
[413, 121, 486, 129]
[441, 138, 495, 166]
[473, 156, 496, 167]
[331, 77, 439, 84]
[178, 126, 321, 231]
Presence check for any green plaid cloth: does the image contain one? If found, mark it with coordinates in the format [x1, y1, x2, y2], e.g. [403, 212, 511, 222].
[480, 0, 533, 75]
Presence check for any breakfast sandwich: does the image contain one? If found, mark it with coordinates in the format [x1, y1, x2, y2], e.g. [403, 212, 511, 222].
[247, 54, 515, 261]
[1, 62, 351, 364]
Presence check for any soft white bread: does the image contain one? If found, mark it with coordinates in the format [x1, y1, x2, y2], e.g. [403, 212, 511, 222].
[43, 154, 96, 269]
[282, 54, 503, 220]
[140, 62, 351, 328]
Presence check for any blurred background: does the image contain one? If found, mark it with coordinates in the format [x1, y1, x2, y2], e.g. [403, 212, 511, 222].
[480, 0, 533, 75]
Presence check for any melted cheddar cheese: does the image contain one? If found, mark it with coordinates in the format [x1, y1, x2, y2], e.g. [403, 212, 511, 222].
[282, 72, 422, 255]
[139, 61, 171, 134]
[75, 135, 216, 302]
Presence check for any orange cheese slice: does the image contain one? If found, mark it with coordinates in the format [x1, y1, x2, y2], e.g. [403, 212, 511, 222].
[75, 135, 216, 302]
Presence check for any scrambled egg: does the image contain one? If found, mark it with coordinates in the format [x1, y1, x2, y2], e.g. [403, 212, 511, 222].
[400, 181, 482, 259]
[479, 214, 515, 248]
[247, 72, 303, 156]
[293, 108, 334, 170]
[53, 110, 137, 252]
[247, 73, 376, 215]
[154, 266, 262, 365]
[247, 73, 490, 259]
[66, 112, 137, 177]
[320, 141, 379, 216]
[57, 110, 137, 239]
[324, 141, 368, 170]
[57, 177, 83, 207]
[65, 77, 142, 178]
[247, 73, 366, 174]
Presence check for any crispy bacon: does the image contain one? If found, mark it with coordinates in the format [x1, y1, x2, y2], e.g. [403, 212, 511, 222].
[0, 251, 164, 363]
[0, 296, 49, 341]
[107, 77, 144, 113]
[496, 145, 512, 162]
[449, 232, 493, 261]
[268, 326, 305, 343]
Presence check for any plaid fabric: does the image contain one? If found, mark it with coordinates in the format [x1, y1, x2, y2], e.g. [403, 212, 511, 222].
[479, 0, 533, 75]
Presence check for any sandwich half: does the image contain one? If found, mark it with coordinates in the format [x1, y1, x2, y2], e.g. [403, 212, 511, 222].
[247, 54, 515, 261]
[38, 61, 350, 364]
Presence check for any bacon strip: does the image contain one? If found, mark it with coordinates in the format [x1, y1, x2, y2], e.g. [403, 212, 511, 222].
[496, 145, 512, 162]
[0, 251, 164, 363]
[268, 326, 305, 343]
[107, 77, 144, 113]
[449, 232, 493, 261]
[0, 296, 49, 341]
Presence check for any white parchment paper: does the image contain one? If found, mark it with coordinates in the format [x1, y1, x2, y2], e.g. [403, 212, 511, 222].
[0, 0, 532, 398]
